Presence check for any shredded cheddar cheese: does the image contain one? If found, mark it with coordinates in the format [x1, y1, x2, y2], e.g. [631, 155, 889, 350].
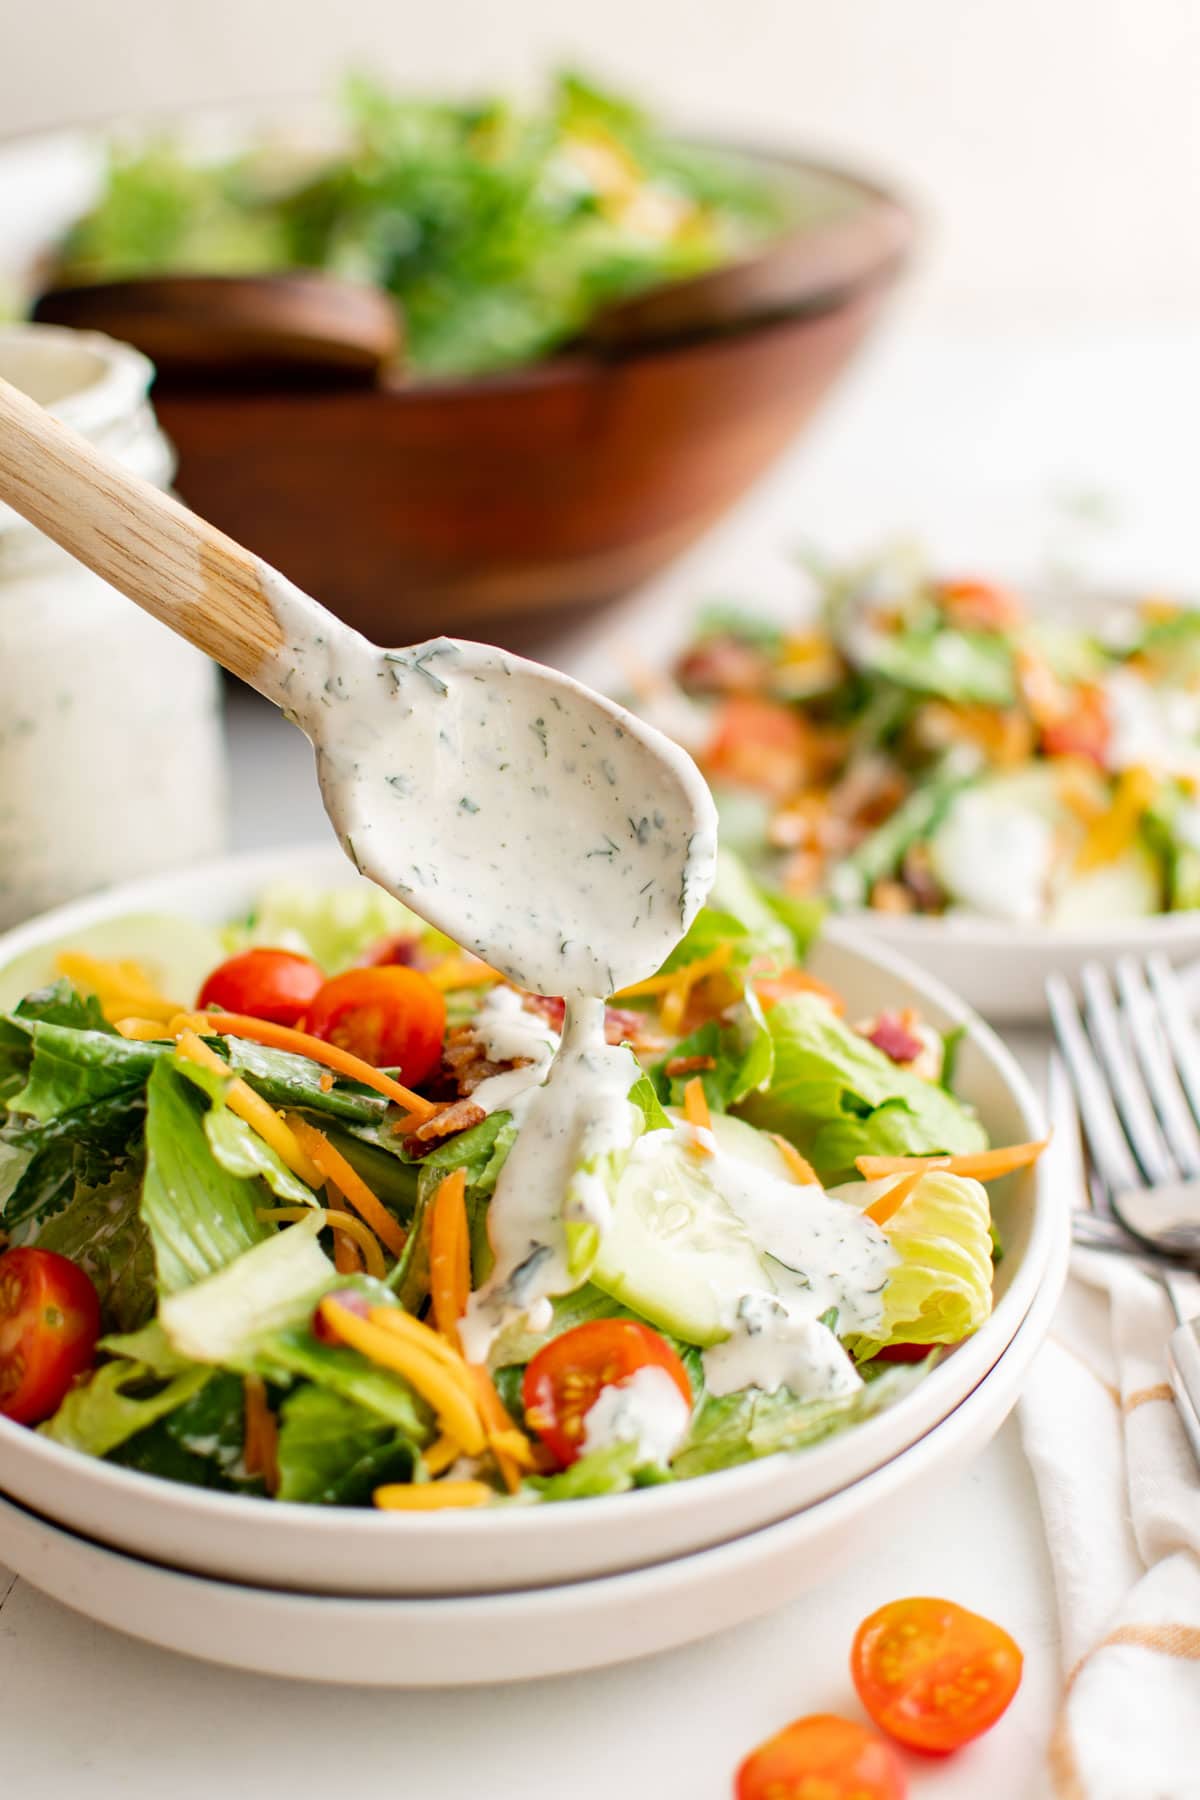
[1075, 766, 1157, 872]
[373, 1481, 492, 1511]
[174, 1030, 324, 1188]
[320, 1300, 486, 1454]
[56, 951, 180, 1024]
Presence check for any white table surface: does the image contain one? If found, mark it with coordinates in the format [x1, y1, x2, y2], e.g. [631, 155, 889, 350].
[6, 319, 1191, 1798]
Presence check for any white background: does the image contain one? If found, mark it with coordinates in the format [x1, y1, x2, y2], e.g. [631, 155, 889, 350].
[1, 0, 1199, 332]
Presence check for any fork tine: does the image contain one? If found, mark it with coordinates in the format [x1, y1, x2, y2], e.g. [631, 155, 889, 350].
[1047, 972, 1142, 1196]
[1115, 956, 1200, 1176]
[1146, 954, 1200, 1127]
[1080, 961, 1178, 1184]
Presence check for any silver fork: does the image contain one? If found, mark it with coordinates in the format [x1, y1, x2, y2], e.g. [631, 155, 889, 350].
[1048, 957, 1200, 1463]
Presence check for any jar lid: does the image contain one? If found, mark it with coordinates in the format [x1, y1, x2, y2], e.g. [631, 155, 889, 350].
[0, 322, 175, 537]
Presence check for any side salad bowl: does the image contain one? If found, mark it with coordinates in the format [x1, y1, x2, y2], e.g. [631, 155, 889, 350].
[0, 846, 1061, 1596]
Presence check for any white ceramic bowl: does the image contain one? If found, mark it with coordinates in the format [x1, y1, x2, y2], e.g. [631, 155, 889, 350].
[0, 846, 1061, 1595]
[0, 1205, 1069, 1686]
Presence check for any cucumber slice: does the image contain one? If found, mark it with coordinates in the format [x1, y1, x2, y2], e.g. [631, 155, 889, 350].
[1049, 843, 1162, 924]
[591, 1111, 795, 1347]
[0, 914, 226, 1014]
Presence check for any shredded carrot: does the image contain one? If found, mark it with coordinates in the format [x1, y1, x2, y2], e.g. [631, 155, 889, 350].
[174, 1030, 324, 1188]
[242, 1375, 279, 1494]
[862, 1168, 928, 1228]
[753, 968, 845, 1015]
[173, 1011, 438, 1120]
[429, 1168, 470, 1347]
[319, 1299, 485, 1453]
[286, 1114, 408, 1259]
[422, 1435, 462, 1476]
[468, 1363, 535, 1495]
[258, 1205, 386, 1279]
[682, 1075, 714, 1156]
[855, 1137, 1049, 1183]
[373, 1480, 492, 1511]
[318, 1071, 335, 1094]
[767, 1133, 820, 1186]
[325, 1185, 364, 1275]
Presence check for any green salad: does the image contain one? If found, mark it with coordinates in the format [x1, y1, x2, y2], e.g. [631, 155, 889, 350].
[640, 548, 1200, 926]
[0, 863, 1039, 1508]
[51, 72, 795, 377]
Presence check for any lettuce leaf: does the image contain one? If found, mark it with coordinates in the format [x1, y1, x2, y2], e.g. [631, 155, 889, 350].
[159, 1213, 332, 1363]
[736, 993, 986, 1184]
[223, 879, 448, 973]
[829, 1172, 995, 1356]
[275, 1385, 418, 1504]
[0, 1088, 145, 1231]
[525, 1441, 644, 1501]
[223, 1034, 388, 1124]
[672, 1360, 926, 1478]
[40, 1355, 211, 1457]
[251, 1326, 434, 1442]
[173, 1055, 318, 1207]
[32, 1165, 155, 1332]
[141, 1059, 270, 1293]
[109, 1370, 267, 1492]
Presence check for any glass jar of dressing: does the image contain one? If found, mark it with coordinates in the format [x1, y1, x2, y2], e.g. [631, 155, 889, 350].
[0, 324, 227, 928]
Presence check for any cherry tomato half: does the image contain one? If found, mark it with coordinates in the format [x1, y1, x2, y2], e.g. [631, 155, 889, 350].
[851, 1596, 1023, 1754]
[197, 947, 325, 1027]
[305, 966, 446, 1084]
[704, 697, 810, 798]
[522, 1319, 692, 1470]
[0, 1248, 101, 1426]
[736, 1713, 906, 1800]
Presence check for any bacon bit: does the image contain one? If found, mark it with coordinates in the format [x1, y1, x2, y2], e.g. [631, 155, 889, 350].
[398, 1097, 488, 1147]
[863, 1168, 927, 1228]
[358, 933, 423, 968]
[664, 1053, 718, 1078]
[856, 1138, 1049, 1182]
[682, 1076, 714, 1156]
[429, 1169, 470, 1348]
[864, 1014, 926, 1065]
[242, 1375, 279, 1494]
[767, 1133, 820, 1186]
[522, 992, 656, 1048]
[675, 635, 772, 696]
[754, 968, 846, 1016]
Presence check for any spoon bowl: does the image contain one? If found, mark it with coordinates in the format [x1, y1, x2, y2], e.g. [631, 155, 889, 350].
[0, 370, 717, 993]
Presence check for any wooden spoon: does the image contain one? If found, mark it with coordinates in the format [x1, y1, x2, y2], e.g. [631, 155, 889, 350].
[0, 374, 716, 998]
[33, 272, 401, 383]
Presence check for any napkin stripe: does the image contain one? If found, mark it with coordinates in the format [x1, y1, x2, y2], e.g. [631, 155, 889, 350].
[1048, 1622, 1200, 1797]
[1122, 1381, 1175, 1412]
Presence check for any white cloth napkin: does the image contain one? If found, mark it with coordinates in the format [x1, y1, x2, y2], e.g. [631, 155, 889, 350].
[1019, 1248, 1200, 1800]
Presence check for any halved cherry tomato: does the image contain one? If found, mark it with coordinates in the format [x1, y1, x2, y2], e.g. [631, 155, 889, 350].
[305, 966, 446, 1084]
[873, 1342, 933, 1364]
[704, 697, 810, 797]
[0, 1248, 101, 1426]
[936, 578, 1024, 632]
[522, 1319, 692, 1470]
[1040, 684, 1111, 765]
[736, 1713, 906, 1800]
[197, 948, 325, 1027]
[851, 1596, 1023, 1754]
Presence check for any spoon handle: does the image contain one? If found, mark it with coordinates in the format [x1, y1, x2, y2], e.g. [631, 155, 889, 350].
[0, 373, 320, 703]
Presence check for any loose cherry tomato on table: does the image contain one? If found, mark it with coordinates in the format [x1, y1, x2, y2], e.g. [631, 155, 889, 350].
[851, 1596, 1023, 1753]
[0, 1248, 101, 1426]
[197, 947, 325, 1027]
[305, 966, 446, 1084]
[522, 1319, 692, 1470]
[736, 1713, 906, 1800]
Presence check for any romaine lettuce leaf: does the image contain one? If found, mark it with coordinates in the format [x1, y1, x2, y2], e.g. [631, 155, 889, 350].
[32, 1165, 155, 1332]
[223, 1034, 388, 1124]
[829, 1172, 995, 1356]
[4, 1020, 164, 1121]
[223, 879, 448, 973]
[0, 1088, 145, 1230]
[141, 1059, 270, 1293]
[173, 1055, 318, 1207]
[275, 1385, 418, 1504]
[251, 1326, 434, 1442]
[672, 1360, 926, 1478]
[159, 1213, 332, 1363]
[39, 1355, 211, 1457]
[736, 993, 986, 1184]
[525, 1441, 644, 1501]
[109, 1369, 266, 1492]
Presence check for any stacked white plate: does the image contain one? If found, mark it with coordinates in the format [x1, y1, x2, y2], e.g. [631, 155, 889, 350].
[0, 849, 1067, 1685]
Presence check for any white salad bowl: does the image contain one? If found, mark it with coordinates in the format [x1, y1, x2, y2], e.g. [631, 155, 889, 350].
[0, 846, 1064, 1596]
